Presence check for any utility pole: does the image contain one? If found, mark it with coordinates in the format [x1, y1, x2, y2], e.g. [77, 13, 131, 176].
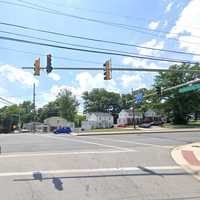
[132, 89, 136, 129]
[33, 83, 36, 133]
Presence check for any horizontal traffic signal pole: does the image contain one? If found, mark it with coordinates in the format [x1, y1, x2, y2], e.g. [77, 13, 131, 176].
[22, 67, 200, 73]
[146, 79, 200, 98]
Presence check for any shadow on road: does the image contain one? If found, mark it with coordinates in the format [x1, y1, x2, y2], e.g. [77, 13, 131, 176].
[14, 168, 190, 183]
[31, 172, 63, 191]
[52, 177, 63, 191]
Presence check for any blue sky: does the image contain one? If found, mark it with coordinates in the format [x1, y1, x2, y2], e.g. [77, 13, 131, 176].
[0, 0, 199, 112]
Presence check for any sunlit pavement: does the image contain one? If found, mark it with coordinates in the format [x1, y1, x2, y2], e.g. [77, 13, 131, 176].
[0, 132, 200, 200]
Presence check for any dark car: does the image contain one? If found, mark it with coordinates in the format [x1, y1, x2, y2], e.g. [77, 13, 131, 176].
[139, 123, 152, 128]
[54, 127, 72, 134]
[151, 121, 164, 126]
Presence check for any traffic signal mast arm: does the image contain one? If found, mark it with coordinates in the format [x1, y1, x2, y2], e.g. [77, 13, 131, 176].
[146, 78, 200, 98]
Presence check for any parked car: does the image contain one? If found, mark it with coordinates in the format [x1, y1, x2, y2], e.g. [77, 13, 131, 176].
[151, 121, 164, 126]
[54, 127, 72, 134]
[117, 124, 128, 128]
[139, 123, 152, 128]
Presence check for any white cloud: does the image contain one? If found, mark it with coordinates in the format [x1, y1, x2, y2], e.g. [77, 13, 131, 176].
[165, 2, 174, 13]
[148, 21, 160, 30]
[123, 57, 161, 69]
[121, 74, 146, 88]
[163, 20, 168, 27]
[0, 64, 39, 87]
[48, 72, 61, 81]
[137, 39, 164, 56]
[167, 0, 200, 61]
[39, 72, 119, 108]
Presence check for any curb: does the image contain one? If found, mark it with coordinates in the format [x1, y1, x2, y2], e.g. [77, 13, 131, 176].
[75, 128, 200, 136]
[171, 143, 200, 181]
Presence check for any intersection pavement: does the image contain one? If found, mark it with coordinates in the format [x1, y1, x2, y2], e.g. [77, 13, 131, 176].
[0, 132, 200, 200]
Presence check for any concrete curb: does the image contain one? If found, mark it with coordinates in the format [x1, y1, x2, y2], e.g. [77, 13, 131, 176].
[171, 143, 200, 181]
[75, 128, 200, 136]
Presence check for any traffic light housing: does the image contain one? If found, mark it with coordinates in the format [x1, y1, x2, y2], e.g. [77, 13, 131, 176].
[46, 54, 53, 74]
[156, 86, 162, 96]
[34, 58, 40, 76]
[103, 59, 111, 80]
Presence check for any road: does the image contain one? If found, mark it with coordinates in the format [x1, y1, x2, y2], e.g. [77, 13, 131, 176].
[0, 131, 200, 200]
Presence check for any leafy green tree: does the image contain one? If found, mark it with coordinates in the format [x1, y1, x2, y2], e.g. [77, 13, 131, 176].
[37, 101, 59, 122]
[154, 63, 200, 124]
[19, 101, 34, 123]
[82, 88, 121, 114]
[56, 89, 79, 122]
[74, 115, 86, 127]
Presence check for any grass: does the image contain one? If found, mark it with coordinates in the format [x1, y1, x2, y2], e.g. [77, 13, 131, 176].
[164, 120, 200, 129]
[89, 128, 140, 132]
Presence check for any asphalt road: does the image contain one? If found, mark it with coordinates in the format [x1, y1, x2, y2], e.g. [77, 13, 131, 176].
[0, 131, 200, 200]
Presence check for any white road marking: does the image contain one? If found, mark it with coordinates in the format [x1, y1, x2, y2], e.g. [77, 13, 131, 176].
[39, 134, 134, 151]
[0, 166, 182, 177]
[0, 149, 135, 158]
[90, 136, 174, 149]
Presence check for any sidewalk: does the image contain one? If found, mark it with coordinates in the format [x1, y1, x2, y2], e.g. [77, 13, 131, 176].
[74, 127, 200, 136]
[171, 143, 200, 181]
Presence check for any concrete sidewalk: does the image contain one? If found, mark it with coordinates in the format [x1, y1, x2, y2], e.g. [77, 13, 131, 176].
[171, 142, 200, 181]
[74, 127, 200, 136]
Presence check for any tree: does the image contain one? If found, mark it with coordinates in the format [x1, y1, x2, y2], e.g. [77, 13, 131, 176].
[154, 63, 200, 124]
[82, 88, 121, 114]
[19, 101, 34, 123]
[56, 89, 79, 122]
[37, 101, 59, 122]
[74, 115, 86, 127]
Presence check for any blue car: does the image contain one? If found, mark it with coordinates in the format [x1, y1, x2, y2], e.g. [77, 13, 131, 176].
[54, 127, 72, 134]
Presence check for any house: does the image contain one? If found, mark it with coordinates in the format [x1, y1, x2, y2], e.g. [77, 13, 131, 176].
[117, 109, 143, 125]
[44, 117, 75, 132]
[144, 109, 161, 122]
[81, 112, 114, 130]
[24, 122, 48, 133]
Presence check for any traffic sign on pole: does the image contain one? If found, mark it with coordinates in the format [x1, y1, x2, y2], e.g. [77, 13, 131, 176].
[179, 83, 200, 93]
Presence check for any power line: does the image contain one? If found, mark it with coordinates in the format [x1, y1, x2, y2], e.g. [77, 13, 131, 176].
[14, 0, 200, 39]
[1, 21, 200, 57]
[34, 0, 200, 32]
[0, 46, 106, 65]
[0, 30, 145, 55]
[2, 30, 199, 63]
[1, 0, 200, 43]
[0, 97, 14, 105]
[0, 35, 197, 64]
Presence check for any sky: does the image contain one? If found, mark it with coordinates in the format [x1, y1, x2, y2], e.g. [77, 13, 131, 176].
[0, 0, 200, 113]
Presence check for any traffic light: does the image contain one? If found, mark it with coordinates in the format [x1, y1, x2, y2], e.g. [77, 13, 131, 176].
[34, 58, 40, 76]
[103, 59, 111, 80]
[46, 54, 53, 74]
[156, 86, 162, 96]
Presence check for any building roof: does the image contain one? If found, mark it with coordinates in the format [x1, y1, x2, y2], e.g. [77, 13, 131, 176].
[87, 112, 112, 117]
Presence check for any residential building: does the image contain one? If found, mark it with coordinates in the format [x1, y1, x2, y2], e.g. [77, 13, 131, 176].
[81, 112, 114, 130]
[44, 116, 75, 132]
[117, 109, 143, 125]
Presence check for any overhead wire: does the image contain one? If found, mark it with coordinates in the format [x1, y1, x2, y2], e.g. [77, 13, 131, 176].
[0, 21, 200, 57]
[14, 0, 200, 39]
[1, 0, 200, 43]
[0, 35, 198, 64]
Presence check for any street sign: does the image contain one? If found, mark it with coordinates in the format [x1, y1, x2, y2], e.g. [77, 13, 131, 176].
[135, 93, 143, 104]
[179, 83, 200, 93]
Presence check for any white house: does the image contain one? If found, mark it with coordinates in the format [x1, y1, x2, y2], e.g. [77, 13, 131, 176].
[144, 109, 161, 122]
[117, 109, 143, 125]
[44, 117, 75, 132]
[81, 112, 114, 130]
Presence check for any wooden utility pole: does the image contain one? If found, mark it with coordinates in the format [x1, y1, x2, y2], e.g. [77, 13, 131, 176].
[131, 89, 136, 129]
[33, 83, 36, 133]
